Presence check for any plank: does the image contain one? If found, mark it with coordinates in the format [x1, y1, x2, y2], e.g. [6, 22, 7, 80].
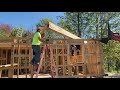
[36, 22, 81, 39]
[0, 63, 18, 68]
[48, 22, 81, 39]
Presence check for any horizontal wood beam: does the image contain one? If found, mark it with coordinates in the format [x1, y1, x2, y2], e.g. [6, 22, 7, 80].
[47, 22, 81, 39]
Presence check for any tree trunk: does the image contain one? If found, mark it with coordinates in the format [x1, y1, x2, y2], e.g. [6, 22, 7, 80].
[107, 60, 110, 72]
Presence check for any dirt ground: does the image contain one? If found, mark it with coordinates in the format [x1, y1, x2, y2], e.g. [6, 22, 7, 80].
[104, 72, 120, 78]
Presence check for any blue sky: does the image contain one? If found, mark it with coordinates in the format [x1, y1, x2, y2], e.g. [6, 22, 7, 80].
[0, 12, 64, 30]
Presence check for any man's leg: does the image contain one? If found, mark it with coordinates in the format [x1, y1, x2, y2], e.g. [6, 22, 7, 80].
[31, 55, 35, 64]
[33, 46, 40, 72]
[34, 46, 40, 64]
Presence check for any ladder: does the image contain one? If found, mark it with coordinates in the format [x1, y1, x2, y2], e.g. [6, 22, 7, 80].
[31, 45, 58, 78]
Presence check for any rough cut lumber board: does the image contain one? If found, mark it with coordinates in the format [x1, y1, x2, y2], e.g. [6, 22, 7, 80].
[0, 43, 31, 48]
[0, 64, 18, 68]
[48, 22, 81, 39]
[0, 74, 52, 78]
[38, 22, 81, 39]
[13, 74, 51, 78]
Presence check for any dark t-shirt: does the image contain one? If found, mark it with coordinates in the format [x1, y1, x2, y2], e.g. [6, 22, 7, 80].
[76, 45, 80, 50]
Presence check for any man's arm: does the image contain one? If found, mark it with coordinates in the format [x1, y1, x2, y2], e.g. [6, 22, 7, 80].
[38, 36, 46, 43]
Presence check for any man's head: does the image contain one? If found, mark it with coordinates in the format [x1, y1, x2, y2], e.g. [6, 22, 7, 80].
[36, 27, 41, 32]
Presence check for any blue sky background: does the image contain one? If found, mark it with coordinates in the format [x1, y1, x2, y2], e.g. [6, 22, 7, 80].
[0, 12, 64, 30]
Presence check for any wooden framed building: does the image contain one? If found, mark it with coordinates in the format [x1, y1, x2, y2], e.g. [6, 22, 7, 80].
[0, 22, 105, 78]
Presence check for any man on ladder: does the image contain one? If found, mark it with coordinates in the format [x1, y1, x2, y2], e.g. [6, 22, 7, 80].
[31, 27, 46, 75]
[31, 26, 57, 78]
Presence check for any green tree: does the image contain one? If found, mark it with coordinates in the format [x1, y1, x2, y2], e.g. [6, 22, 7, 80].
[58, 12, 120, 39]
[10, 26, 28, 37]
[103, 40, 120, 72]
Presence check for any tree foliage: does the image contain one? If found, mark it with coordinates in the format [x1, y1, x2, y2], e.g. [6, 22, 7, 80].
[58, 12, 120, 39]
[10, 26, 28, 37]
[0, 23, 13, 37]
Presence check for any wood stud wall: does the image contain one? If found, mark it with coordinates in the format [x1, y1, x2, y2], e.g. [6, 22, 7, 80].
[0, 38, 104, 78]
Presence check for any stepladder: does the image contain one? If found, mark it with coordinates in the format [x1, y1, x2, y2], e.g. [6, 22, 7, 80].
[31, 45, 58, 78]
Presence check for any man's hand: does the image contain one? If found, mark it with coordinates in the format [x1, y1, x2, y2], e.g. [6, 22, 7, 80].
[41, 38, 46, 42]
[38, 37, 46, 42]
